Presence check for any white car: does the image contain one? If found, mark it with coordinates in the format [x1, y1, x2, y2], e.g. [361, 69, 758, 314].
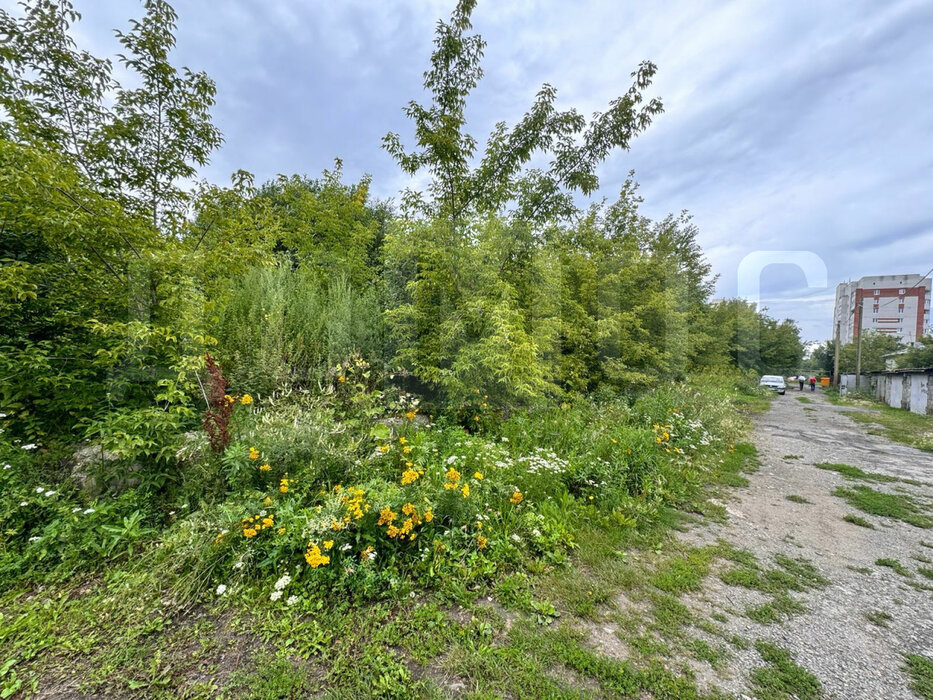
[759, 375, 786, 395]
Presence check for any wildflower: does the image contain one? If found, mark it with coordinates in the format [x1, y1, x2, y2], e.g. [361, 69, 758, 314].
[361, 545, 376, 561]
[233, 561, 244, 569]
[379, 444, 391, 454]
[510, 491, 524, 505]
[248, 447, 260, 460]
[240, 394, 253, 406]
[243, 527, 258, 538]
[270, 591, 283, 602]
[461, 484, 470, 498]
[304, 543, 330, 568]
[402, 502, 416, 516]
[216, 584, 227, 596]
[224, 394, 235, 404]
[337, 375, 346, 383]
[261, 517, 274, 529]
[398, 436, 407, 445]
[511, 533, 521, 543]
[35, 487, 44, 494]
[423, 509, 434, 523]
[286, 595, 298, 606]
[377, 507, 397, 526]
[334, 484, 342, 493]
[259, 463, 271, 472]
[340, 543, 352, 551]
[476, 535, 488, 549]
[402, 445, 411, 454]
[20, 501, 28, 507]
[473, 472, 483, 480]
[21, 443, 37, 450]
[323, 540, 334, 550]
[280, 474, 291, 493]
[277, 527, 286, 535]
[444, 467, 461, 485]
[274, 574, 291, 590]
[45, 490, 56, 496]
[28, 536, 41, 543]
[264, 496, 274, 506]
[401, 468, 420, 485]
[405, 410, 417, 420]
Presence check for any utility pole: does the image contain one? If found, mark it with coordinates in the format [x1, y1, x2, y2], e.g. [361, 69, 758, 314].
[855, 301, 864, 388]
[832, 321, 841, 388]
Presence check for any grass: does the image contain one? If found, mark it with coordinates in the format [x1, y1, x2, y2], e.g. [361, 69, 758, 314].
[840, 405, 933, 452]
[847, 565, 872, 575]
[876, 558, 912, 577]
[782, 454, 802, 460]
[785, 494, 811, 504]
[918, 567, 933, 581]
[833, 485, 933, 528]
[865, 610, 893, 627]
[816, 462, 899, 483]
[795, 397, 812, 404]
[904, 654, 933, 700]
[843, 513, 875, 528]
[750, 640, 822, 700]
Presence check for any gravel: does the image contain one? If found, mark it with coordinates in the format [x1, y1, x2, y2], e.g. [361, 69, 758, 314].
[680, 390, 933, 699]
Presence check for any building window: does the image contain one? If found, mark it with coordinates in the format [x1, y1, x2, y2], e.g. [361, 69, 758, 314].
[874, 290, 880, 295]
[899, 289, 906, 294]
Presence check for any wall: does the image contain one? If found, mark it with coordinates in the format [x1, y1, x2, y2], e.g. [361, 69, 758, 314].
[870, 370, 933, 415]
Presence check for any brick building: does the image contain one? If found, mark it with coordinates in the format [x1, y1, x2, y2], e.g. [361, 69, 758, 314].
[833, 274, 931, 344]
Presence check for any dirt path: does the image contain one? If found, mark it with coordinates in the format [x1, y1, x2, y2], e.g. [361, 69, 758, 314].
[683, 390, 933, 699]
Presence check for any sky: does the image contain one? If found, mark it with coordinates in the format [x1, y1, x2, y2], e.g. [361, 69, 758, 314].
[10, 0, 933, 342]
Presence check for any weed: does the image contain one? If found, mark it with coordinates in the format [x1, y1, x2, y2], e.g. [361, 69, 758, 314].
[782, 454, 803, 459]
[865, 610, 893, 627]
[746, 593, 806, 624]
[903, 654, 933, 700]
[795, 397, 812, 404]
[833, 486, 933, 528]
[785, 495, 811, 504]
[917, 567, 933, 581]
[876, 558, 912, 577]
[846, 565, 872, 575]
[843, 513, 875, 528]
[911, 553, 932, 564]
[816, 462, 898, 483]
[750, 640, 822, 700]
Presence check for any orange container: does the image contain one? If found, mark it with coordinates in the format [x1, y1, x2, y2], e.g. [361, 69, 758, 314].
[820, 377, 830, 387]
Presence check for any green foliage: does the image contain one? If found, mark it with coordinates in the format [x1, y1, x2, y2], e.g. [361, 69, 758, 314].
[750, 640, 822, 700]
[833, 485, 933, 528]
[898, 335, 933, 369]
[903, 654, 933, 700]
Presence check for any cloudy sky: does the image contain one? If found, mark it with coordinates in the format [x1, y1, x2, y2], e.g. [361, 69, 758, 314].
[18, 0, 933, 341]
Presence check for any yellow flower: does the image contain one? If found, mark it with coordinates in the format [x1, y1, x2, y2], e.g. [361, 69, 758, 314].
[377, 507, 397, 526]
[259, 463, 271, 472]
[402, 445, 411, 454]
[401, 469, 419, 485]
[461, 484, 470, 498]
[337, 375, 346, 383]
[263, 496, 274, 506]
[473, 472, 483, 480]
[277, 527, 286, 535]
[360, 545, 374, 561]
[474, 416, 479, 422]
[423, 509, 434, 523]
[248, 447, 259, 460]
[224, 394, 235, 404]
[398, 437, 407, 445]
[445, 467, 461, 483]
[323, 540, 334, 550]
[379, 444, 390, 453]
[476, 535, 488, 549]
[405, 410, 417, 421]
[243, 528, 258, 538]
[402, 502, 416, 516]
[334, 484, 342, 493]
[261, 517, 274, 529]
[305, 544, 330, 568]
[510, 491, 523, 505]
[240, 394, 253, 405]
[280, 474, 290, 493]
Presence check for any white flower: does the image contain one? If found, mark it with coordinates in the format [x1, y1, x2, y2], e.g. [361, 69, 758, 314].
[28, 536, 40, 543]
[501, 437, 509, 442]
[274, 574, 291, 591]
[72, 507, 81, 513]
[286, 595, 298, 606]
[21, 443, 37, 450]
[340, 543, 352, 551]
[83, 508, 95, 515]
[511, 534, 522, 543]
[270, 590, 283, 602]
[2, 464, 10, 470]
[233, 561, 244, 570]
[365, 548, 376, 561]
[44, 490, 56, 497]
[215, 584, 227, 596]
[35, 487, 44, 494]
[446, 455, 458, 465]
[20, 502, 28, 507]
[0, 413, 7, 418]
[259, 510, 267, 517]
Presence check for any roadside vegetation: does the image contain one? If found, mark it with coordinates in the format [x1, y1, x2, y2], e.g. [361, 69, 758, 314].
[0, 1, 812, 697]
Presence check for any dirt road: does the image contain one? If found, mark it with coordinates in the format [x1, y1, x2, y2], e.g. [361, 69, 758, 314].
[685, 390, 933, 699]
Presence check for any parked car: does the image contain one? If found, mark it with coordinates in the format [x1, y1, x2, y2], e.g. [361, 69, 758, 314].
[759, 374, 786, 395]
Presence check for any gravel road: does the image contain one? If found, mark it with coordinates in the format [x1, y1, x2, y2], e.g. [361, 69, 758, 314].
[683, 389, 933, 699]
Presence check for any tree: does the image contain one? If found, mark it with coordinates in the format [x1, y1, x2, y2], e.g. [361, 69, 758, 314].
[897, 336, 933, 368]
[837, 332, 901, 373]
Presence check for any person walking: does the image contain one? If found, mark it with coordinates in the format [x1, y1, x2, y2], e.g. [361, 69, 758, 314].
[799, 376, 805, 391]
[809, 376, 816, 392]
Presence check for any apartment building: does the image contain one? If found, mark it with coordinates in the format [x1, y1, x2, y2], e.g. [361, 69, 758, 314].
[833, 274, 931, 344]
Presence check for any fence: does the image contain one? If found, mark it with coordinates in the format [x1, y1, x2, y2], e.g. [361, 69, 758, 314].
[868, 369, 933, 415]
